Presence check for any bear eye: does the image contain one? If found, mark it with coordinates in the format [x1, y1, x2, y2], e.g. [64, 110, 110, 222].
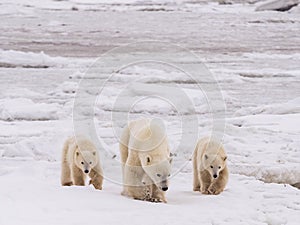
[157, 174, 161, 177]
[210, 165, 213, 168]
[81, 162, 84, 165]
[168, 174, 170, 177]
[218, 166, 221, 169]
[89, 162, 92, 164]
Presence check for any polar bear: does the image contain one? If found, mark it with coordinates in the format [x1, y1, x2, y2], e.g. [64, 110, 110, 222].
[119, 118, 172, 203]
[193, 137, 228, 195]
[61, 136, 103, 190]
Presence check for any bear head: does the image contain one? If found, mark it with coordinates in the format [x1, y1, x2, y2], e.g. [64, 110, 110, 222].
[140, 154, 172, 192]
[75, 150, 98, 174]
[203, 154, 227, 179]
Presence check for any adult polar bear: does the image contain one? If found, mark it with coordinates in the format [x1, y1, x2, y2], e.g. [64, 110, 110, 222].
[120, 118, 172, 203]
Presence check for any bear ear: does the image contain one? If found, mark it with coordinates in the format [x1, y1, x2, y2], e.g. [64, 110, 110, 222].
[204, 154, 208, 160]
[146, 155, 152, 164]
[93, 151, 96, 156]
[76, 151, 80, 156]
[223, 156, 227, 161]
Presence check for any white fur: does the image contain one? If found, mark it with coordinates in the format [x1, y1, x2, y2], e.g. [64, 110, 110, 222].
[120, 118, 172, 203]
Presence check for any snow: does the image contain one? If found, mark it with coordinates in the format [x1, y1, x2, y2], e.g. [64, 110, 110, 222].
[0, 0, 300, 224]
[1, 159, 299, 225]
[256, 0, 299, 11]
[235, 97, 300, 115]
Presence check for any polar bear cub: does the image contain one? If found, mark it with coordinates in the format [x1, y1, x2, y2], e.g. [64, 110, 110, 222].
[61, 136, 103, 190]
[120, 118, 172, 203]
[193, 137, 228, 195]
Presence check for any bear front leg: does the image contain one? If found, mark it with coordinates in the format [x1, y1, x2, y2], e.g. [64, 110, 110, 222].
[151, 185, 167, 203]
[127, 186, 146, 200]
[88, 168, 103, 190]
[208, 180, 224, 195]
[61, 161, 73, 186]
[122, 164, 145, 200]
[72, 165, 85, 186]
[208, 184, 222, 195]
[199, 170, 211, 194]
[141, 174, 153, 201]
[142, 185, 153, 201]
[208, 169, 228, 195]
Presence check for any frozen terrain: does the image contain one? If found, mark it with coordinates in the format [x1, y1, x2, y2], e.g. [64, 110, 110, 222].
[0, 0, 300, 224]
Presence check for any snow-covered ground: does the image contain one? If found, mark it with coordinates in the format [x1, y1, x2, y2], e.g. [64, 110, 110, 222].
[1, 159, 300, 225]
[0, 0, 299, 224]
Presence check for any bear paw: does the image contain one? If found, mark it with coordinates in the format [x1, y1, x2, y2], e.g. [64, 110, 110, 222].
[143, 190, 152, 201]
[208, 187, 221, 195]
[149, 197, 164, 203]
[193, 186, 200, 192]
[200, 187, 210, 195]
[201, 190, 210, 195]
[62, 181, 73, 186]
[121, 190, 128, 196]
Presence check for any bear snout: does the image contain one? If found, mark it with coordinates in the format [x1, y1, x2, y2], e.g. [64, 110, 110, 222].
[213, 174, 218, 179]
[84, 169, 89, 174]
[162, 186, 168, 191]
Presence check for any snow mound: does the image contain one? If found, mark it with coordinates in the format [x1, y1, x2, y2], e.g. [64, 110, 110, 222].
[0, 98, 61, 121]
[69, 71, 85, 79]
[60, 81, 78, 94]
[290, 3, 300, 12]
[230, 164, 300, 184]
[1, 136, 60, 161]
[235, 97, 300, 116]
[0, 49, 69, 68]
[1, 88, 44, 99]
[256, 0, 299, 11]
[95, 84, 206, 115]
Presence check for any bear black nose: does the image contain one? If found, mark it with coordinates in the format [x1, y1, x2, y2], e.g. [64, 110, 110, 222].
[213, 174, 217, 179]
[162, 187, 168, 191]
[84, 170, 89, 174]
